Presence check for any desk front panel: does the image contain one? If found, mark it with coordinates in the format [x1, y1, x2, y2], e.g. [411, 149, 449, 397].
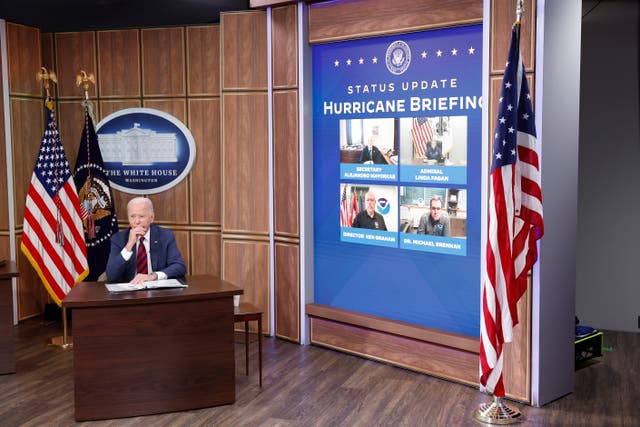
[72, 295, 234, 420]
[0, 262, 18, 375]
[0, 277, 15, 374]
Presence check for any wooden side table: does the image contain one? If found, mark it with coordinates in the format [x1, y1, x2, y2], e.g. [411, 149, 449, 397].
[0, 261, 19, 375]
[234, 302, 263, 387]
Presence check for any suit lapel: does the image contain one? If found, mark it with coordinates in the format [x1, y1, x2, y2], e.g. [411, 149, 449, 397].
[150, 225, 159, 271]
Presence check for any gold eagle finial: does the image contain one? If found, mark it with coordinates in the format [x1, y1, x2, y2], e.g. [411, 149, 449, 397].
[76, 70, 96, 100]
[36, 67, 58, 107]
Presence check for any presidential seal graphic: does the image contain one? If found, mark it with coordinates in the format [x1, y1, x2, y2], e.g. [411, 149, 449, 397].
[385, 40, 411, 75]
[78, 175, 116, 244]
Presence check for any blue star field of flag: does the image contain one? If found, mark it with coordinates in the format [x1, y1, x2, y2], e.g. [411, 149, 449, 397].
[36, 109, 72, 197]
[492, 32, 536, 172]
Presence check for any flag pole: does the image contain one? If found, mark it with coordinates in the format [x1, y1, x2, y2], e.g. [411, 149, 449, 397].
[50, 71, 99, 350]
[48, 306, 72, 349]
[36, 68, 73, 350]
[515, 0, 524, 23]
[76, 71, 97, 239]
[473, 0, 527, 424]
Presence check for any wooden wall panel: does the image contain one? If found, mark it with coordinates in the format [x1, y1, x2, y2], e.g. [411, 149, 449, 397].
[250, 0, 297, 7]
[0, 237, 9, 261]
[40, 33, 54, 80]
[6, 23, 41, 96]
[0, 57, 7, 230]
[141, 28, 186, 97]
[189, 99, 221, 225]
[191, 232, 221, 277]
[142, 99, 189, 224]
[221, 11, 268, 90]
[273, 91, 298, 236]
[490, 0, 535, 74]
[172, 230, 191, 275]
[221, 93, 269, 234]
[97, 30, 141, 98]
[16, 236, 47, 319]
[222, 240, 270, 334]
[112, 190, 130, 227]
[146, 180, 189, 225]
[54, 32, 97, 99]
[272, 5, 298, 89]
[308, 0, 482, 44]
[186, 26, 220, 96]
[142, 98, 186, 122]
[56, 100, 86, 169]
[98, 100, 141, 120]
[503, 287, 530, 401]
[9, 99, 43, 225]
[275, 242, 299, 341]
[310, 317, 478, 385]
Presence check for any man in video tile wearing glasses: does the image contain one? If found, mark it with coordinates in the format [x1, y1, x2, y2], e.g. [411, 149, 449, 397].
[417, 195, 450, 236]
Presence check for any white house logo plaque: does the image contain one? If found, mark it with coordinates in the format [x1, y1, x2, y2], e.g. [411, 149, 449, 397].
[96, 108, 196, 195]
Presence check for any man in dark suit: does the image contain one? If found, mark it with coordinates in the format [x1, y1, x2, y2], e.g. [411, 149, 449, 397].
[358, 126, 388, 164]
[106, 197, 186, 284]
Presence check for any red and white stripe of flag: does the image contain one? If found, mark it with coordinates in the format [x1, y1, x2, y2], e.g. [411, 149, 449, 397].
[21, 176, 88, 305]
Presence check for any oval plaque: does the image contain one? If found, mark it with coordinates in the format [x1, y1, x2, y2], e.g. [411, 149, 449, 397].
[96, 108, 196, 195]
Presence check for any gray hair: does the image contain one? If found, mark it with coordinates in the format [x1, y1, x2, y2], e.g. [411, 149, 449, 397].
[429, 195, 444, 208]
[127, 197, 154, 213]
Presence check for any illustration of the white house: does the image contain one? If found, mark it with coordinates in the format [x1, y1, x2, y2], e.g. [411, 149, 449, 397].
[98, 123, 178, 165]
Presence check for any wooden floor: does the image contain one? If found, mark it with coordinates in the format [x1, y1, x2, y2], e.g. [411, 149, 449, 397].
[1, 317, 638, 426]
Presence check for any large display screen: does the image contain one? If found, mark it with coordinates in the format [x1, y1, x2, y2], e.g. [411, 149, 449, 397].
[313, 25, 483, 337]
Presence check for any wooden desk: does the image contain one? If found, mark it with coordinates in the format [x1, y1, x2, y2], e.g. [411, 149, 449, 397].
[63, 275, 242, 421]
[0, 261, 19, 375]
[340, 148, 362, 163]
[340, 148, 391, 165]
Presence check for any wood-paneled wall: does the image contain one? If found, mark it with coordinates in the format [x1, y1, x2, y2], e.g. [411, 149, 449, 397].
[271, 5, 300, 342]
[3, 23, 49, 318]
[220, 10, 272, 335]
[1, 22, 222, 320]
[220, 5, 302, 341]
[0, 23, 8, 264]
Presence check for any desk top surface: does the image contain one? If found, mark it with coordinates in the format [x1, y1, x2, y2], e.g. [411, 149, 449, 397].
[0, 261, 19, 280]
[63, 274, 242, 309]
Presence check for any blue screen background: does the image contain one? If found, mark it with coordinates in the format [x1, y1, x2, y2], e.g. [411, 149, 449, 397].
[312, 25, 483, 337]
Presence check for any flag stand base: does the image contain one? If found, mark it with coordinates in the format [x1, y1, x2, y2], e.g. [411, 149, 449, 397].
[48, 307, 73, 349]
[48, 335, 73, 349]
[473, 396, 522, 424]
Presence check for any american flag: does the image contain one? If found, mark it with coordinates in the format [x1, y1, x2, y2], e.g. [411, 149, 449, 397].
[411, 117, 433, 158]
[349, 189, 359, 225]
[21, 104, 88, 306]
[340, 184, 349, 227]
[480, 23, 544, 397]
